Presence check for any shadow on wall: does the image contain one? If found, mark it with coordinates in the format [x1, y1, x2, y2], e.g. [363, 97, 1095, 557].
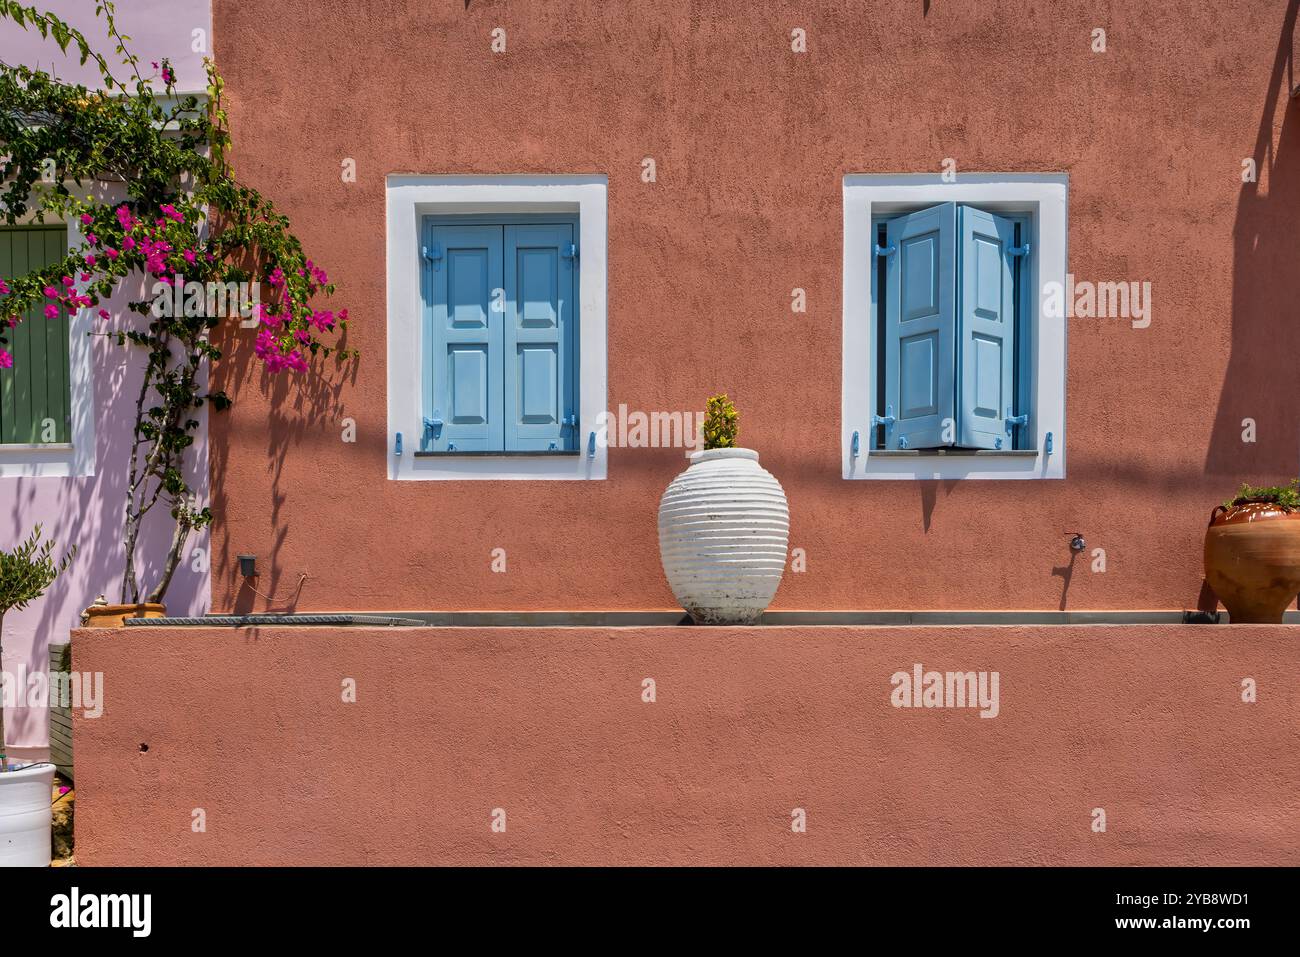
[3, 272, 210, 752]
[208, 316, 355, 616]
[1207, 0, 1300, 477]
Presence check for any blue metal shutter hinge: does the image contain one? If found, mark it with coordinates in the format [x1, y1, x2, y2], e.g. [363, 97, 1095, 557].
[874, 243, 895, 258]
[872, 405, 897, 432]
[1004, 407, 1028, 435]
[1009, 242, 1030, 258]
[563, 243, 578, 262]
[422, 243, 443, 270]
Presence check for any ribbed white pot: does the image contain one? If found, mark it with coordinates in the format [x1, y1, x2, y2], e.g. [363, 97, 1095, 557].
[658, 448, 790, 624]
[0, 762, 54, 867]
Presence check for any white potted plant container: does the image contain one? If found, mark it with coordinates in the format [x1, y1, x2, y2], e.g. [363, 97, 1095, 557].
[658, 395, 790, 624]
[1, 525, 75, 867]
[0, 762, 55, 867]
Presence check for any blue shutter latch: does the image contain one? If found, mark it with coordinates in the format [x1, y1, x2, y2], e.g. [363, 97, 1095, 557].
[872, 404, 896, 431]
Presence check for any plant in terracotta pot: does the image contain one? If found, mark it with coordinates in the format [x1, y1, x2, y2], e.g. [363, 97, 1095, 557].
[657, 394, 790, 625]
[1204, 479, 1300, 624]
[1, 526, 74, 866]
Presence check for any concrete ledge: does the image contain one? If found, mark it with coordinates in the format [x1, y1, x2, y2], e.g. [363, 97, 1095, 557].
[120, 609, 1298, 627]
[72, 624, 1300, 865]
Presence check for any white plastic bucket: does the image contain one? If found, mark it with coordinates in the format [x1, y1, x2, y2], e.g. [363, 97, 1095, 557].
[0, 762, 54, 867]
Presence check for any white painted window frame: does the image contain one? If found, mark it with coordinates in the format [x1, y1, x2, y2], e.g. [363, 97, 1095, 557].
[385, 175, 608, 481]
[0, 213, 97, 478]
[842, 173, 1068, 480]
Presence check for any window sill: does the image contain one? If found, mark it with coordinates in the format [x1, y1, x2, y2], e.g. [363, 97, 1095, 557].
[413, 450, 580, 457]
[870, 449, 1038, 457]
[0, 442, 74, 451]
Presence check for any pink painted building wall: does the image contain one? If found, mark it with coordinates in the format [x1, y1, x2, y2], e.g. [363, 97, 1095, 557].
[205, 1, 1300, 616]
[0, 1, 213, 761]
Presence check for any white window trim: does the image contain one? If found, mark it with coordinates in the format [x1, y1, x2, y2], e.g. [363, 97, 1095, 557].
[0, 214, 97, 478]
[842, 173, 1068, 480]
[385, 175, 608, 481]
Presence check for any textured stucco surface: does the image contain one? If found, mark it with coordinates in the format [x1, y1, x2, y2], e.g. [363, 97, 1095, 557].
[207, 1, 1300, 614]
[73, 625, 1300, 866]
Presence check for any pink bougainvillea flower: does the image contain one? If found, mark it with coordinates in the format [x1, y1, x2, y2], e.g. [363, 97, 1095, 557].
[86, 233, 98, 245]
[159, 204, 183, 223]
[105, 248, 118, 260]
[98, 309, 110, 321]
[84, 255, 97, 268]
[0, 348, 12, 369]
[123, 236, 136, 251]
[115, 206, 135, 230]
[0, 279, 9, 294]
[43, 286, 57, 298]
[62, 275, 74, 286]
[43, 304, 58, 319]
[79, 213, 93, 226]
[183, 249, 196, 264]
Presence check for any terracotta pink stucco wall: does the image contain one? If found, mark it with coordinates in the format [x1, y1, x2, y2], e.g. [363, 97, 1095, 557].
[0, 1, 213, 759]
[206, 1, 1300, 615]
[72, 624, 1300, 865]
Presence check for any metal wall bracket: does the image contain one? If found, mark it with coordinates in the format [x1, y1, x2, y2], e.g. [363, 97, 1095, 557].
[394, 432, 403, 457]
[587, 431, 596, 457]
[851, 430, 861, 458]
[1045, 431, 1054, 454]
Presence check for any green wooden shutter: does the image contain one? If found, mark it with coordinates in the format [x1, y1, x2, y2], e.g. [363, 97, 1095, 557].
[0, 226, 71, 444]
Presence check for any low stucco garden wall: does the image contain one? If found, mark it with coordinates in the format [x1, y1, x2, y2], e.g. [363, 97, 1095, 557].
[72, 624, 1300, 865]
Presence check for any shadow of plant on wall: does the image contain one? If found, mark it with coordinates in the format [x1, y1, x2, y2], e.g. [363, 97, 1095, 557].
[1207, 0, 1300, 478]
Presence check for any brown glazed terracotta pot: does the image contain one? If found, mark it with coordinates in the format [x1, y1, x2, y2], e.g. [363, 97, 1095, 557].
[1203, 502, 1300, 623]
[80, 595, 166, 629]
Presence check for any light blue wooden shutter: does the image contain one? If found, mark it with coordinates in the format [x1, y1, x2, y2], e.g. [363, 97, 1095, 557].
[504, 224, 576, 451]
[428, 224, 504, 451]
[0, 226, 71, 444]
[883, 203, 956, 449]
[956, 207, 1017, 449]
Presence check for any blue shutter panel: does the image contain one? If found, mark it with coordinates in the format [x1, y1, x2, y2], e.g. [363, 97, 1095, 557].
[884, 203, 957, 449]
[428, 224, 504, 451]
[504, 224, 576, 451]
[956, 207, 1017, 450]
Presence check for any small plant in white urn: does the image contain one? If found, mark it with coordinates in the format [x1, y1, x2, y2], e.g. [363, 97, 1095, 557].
[657, 394, 790, 624]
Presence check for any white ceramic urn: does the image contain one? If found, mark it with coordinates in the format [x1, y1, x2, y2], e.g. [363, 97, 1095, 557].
[657, 448, 790, 624]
